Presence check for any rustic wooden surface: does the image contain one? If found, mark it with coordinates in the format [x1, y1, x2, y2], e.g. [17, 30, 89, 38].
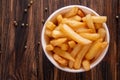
[0, 0, 120, 80]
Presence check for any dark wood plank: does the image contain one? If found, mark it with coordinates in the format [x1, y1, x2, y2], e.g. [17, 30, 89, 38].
[89, 0, 118, 80]
[0, 0, 2, 79]
[0, 0, 37, 80]
[117, 0, 120, 80]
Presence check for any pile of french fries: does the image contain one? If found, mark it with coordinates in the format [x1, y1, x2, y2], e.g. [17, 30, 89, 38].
[45, 7, 108, 71]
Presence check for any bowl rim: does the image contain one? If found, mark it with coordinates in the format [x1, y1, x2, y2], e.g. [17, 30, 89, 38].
[41, 5, 110, 73]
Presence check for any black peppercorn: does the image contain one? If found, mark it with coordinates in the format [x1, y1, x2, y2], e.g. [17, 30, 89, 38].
[13, 21, 18, 26]
[42, 19, 45, 24]
[45, 8, 48, 11]
[24, 45, 27, 49]
[28, 3, 31, 8]
[38, 42, 40, 45]
[30, 0, 33, 5]
[116, 15, 119, 19]
[26, 24, 29, 26]
[21, 23, 25, 26]
[24, 9, 28, 12]
[13, 21, 17, 23]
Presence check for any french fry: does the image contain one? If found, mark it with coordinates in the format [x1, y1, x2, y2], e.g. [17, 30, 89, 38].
[53, 47, 75, 62]
[46, 21, 56, 30]
[98, 28, 106, 40]
[76, 28, 94, 33]
[67, 47, 72, 53]
[86, 14, 96, 32]
[62, 19, 87, 29]
[64, 7, 78, 18]
[79, 33, 100, 41]
[82, 60, 90, 71]
[101, 42, 108, 48]
[69, 44, 82, 68]
[82, 16, 107, 23]
[68, 40, 76, 48]
[60, 43, 69, 51]
[50, 38, 67, 46]
[94, 23, 103, 29]
[70, 44, 82, 58]
[46, 44, 54, 51]
[45, 29, 52, 37]
[82, 17, 86, 22]
[77, 9, 85, 17]
[57, 14, 63, 23]
[54, 26, 60, 30]
[69, 15, 81, 21]
[44, 34, 50, 44]
[74, 44, 91, 69]
[53, 54, 68, 66]
[52, 30, 64, 38]
[94, 42, 108, 60]
[85, 41, 103, 60]
[54, 24, 63, 30]
[92, 16, 107, 23]
[60, 24, 92, 45]
[92, 38, 103, 46]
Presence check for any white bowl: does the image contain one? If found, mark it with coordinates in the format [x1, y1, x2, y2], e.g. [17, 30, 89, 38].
[41, 5, 110, 73]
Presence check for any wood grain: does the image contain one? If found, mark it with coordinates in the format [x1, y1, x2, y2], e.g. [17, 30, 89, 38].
[0, 0, 120, 80]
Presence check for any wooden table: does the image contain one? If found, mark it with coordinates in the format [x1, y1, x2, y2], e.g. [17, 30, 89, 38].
[0, 0, 120, 80]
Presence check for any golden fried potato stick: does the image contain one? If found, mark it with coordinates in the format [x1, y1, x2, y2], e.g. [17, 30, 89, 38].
[62, 19, 86, 29]
[69, 44, 82, 68]
[46, 44, 54, 51]
[50, 38, 67, 46]
[77, 9, 85, 17]
[52, 30, 65, 38]
[60, 43, 69, 51]
[46, 21, 56, 30]
[57, 14, 63, 23]
[82, 16, 107, 23]
[98, 28, 106, 40]
[53, 54, 68, 66]
[60, 24, 92, 45]
[94, 42, 108, 60]
[69, 15, 81, 21]
[79, 33, 100, 41]
[86, 14, 96, 32]
[64, 7, 78, 18]
[85, 41, 102, 60]
[74, 44, 91, 69]
[94, 23, 103, 29]
[82, 60, 90, 71]
[76, 28, 94, 33]
[53, 47, 75, 62]
[68, 40, 76, 48]
[92, 16, 107, 23]
[45, 29, 52, 37]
